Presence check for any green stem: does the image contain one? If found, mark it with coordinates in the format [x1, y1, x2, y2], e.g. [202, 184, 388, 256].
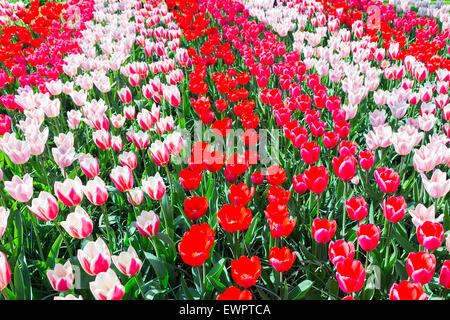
[158, 199, 172, 238]
[151, 236, 160, 259]
[197, 266, 204, 299]
[29, 212, 45, 261]
[53, 220, 74, 259]
[279, 271, 284, 300]
[134, 273, 145, 299]
[342, 181, 348, 238]
[1, 289, 9, 300]
[101, 204, 113, 249]
[317, 193, 321, 218]
[384, 221, 393, 268]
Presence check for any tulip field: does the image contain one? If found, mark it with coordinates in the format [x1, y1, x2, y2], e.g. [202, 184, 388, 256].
[0, 0, 449, 302]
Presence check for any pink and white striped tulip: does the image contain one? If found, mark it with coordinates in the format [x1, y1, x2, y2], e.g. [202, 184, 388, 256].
[28, 191, 59, 221]
[89, 269, 124, 300]
[142, 172, 166, 200]
[54, 177, 84, 207]
[46, 261, 74, 292]
[4, 174, 33, 203]
[110, 166, 134, 192]
[84, 177, 109, 206]
[0, 251, 11, 290]
[77, 238, 111, 276]
[136, 210, 159, 237]
[112, 246, 143, 276]
[61, 206, 93, 239]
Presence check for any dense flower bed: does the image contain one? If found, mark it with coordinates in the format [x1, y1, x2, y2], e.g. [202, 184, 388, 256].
[0, 0, 449, 300]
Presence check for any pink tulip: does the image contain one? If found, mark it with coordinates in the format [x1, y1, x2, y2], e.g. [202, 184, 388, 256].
[89, 269, 124, 300]
[421, 169, 450, 198]
[136, 210, 159, 237]
[28, 191, 59, 221]
[61, 206, 93, 239]
[164, 131, 183, 156]
[119, 151, 137, 170]
[77, 238, 111, 276]
[112, 246, 143, 276]
[126, 187, 144, 206]
[440, 260, 450, 289]
[149, 140, 171, 167]
[118, 87, 132, 104]
[109, 166, 133, 192]
[79, 154, 100, 178]
[406, 251, 436, 285]
[383, 196, 407, 223]
[111, 135, 123, 152]
[0, 207, 9, 239]
[0, 251, 11, 290]
[54, 177, 84, 207]
[417, 221, 444, 251]
[54, 294, 83, 300]
[46, 261, 74, 292]
[141, 172, 166, 200]
[408, 204, 444, 228]
[4, 174, 33, 203]
[93, 130, 111, 149]
[84, 177, 108, 206]
[124, 106, 136, 119]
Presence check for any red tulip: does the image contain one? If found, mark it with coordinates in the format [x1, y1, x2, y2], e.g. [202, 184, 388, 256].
[338, 140, 357, 157]
[303, 166, 329, 194]
[328, 240, 355, 266]
[345, 197, 368, 221]
[266, 165, 286, 186]
[269, 247, 296, 272]
[229, 183, 255, 206]
[178, 223, 215, 266]
[439, 260, 450, 289]
[389, 280, 427, 300]
[383, 196, 407, 223]
[358, 150, 375, 171]
[406, 251, 436, 285]
[0, 114, 12, 136]
[231, 256, 261, 288]
[311, 218, 337, 243]
[293, 174, 308, 194]
[322, 131, 339, 149]
[216, 286, 252, 300]
[184, 196, 208, 221]
[300, 141, 320, 164]
[356, 223, 381, 252]
[336, 258, 366, 293]
[217, 204, 252, 233]
[374, 167, 400, 193]
[251, 171, 264, 185]
[332, 155, 356, 182]
[417, 221, 444, 251]
[267, 186, 291, 204]
[179, 169, 202, 191]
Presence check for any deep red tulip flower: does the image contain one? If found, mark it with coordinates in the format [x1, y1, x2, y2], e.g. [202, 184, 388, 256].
[293, 174, 308, 194]
[211, 118, 232, 136]
[328, 240, 355, 266]
[345, 197, 368, 221]
[389, 280, 427, 300]
[266, 165, 286, 186]
[229, 183, 255, 206]
[301, 141, 320, 164]
[357, 223, 381, 252]
[341, 295, 355, 300]
[178, 223, 215, 266]
[417, 221, 444, 251]
[383, 196, 407, 223]
[311, 218, 337, 243]
[374, 167, 400, 193]
[322, 131, 339, 149]
[269, 247, 296, 272]
[267, 186, 291, 204]
[216, 286, 252, 300]
[204, 150, 225, 172]
[184, 196, 208, 221]
[226, 153, 249, 176]
[336, 258, 366, 294]
[439, 260, 450, 289]
[406, 251, 436, 285]
[179, 169, 202, 191]
[0, 115, 11, 136]
[268, 214, 296, 238]
[231, 256, 261, 288]
[332, 155, 356, 182]
[251, 171, 264, 185]
[358, 150, 375, 171]
[304, 166, 329, 194]
[217, 204, 252, 233]
[338, 141, 357, 157]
